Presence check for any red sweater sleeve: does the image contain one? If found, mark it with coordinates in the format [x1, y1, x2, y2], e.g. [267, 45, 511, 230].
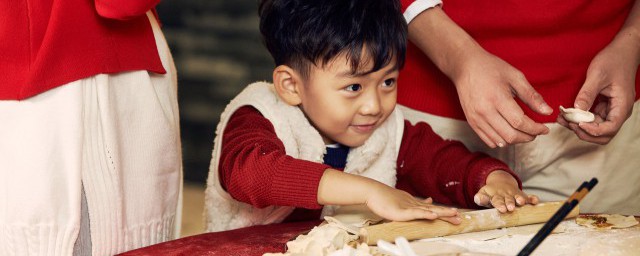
[395, 120, 522, 209]
[95, 0, 161, 20]
[219, 106, 329, 209]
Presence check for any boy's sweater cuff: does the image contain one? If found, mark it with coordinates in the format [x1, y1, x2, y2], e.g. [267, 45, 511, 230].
[272, 157, 329, 209]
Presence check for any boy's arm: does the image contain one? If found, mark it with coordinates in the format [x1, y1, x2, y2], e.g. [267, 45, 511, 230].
[395, 120, 522, 209]
[221, 107, 460, 222]
[318, 169, 460, 222]
[219, 106, 328, 209]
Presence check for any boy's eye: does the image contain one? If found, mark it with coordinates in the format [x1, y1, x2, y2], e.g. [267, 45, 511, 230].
[345, 84, 362, 92]
[383, 78, 396, 87]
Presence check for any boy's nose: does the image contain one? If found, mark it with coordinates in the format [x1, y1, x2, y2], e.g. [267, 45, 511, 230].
[360, 91, 381, 116]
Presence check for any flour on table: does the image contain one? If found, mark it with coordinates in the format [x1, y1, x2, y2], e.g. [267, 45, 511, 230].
[409, 241, 469, 255]
[417, 219, 640, 256]
[578, 231, 640, 256]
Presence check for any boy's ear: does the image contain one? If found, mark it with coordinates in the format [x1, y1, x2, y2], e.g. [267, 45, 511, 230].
[273, 65, 303, 106]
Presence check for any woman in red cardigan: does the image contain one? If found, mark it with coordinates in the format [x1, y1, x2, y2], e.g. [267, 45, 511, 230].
[398, 0, 640, 215]
[0, 0, 181, 255]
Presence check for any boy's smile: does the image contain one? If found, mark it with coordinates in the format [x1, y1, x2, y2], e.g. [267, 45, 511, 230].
[351, 123, 377, 133]
[294, 54, 399, 147]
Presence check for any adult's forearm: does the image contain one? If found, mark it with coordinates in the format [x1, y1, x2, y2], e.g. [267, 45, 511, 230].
[613, 0, 640, 66]
[407, 6, 482, 82]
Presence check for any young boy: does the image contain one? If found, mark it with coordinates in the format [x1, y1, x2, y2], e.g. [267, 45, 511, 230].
[205, 0, 538, 232]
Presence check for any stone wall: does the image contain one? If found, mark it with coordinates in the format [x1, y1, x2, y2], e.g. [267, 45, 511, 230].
[157, 0, 273, 182]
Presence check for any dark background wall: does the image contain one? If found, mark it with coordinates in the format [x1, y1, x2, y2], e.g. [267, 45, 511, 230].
[156, 0, 273, 183]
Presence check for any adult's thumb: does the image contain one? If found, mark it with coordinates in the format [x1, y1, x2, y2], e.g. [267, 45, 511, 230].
[574, 74, 601, 111]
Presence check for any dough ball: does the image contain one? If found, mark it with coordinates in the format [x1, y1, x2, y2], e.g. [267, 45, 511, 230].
[559, 106, 595, 123]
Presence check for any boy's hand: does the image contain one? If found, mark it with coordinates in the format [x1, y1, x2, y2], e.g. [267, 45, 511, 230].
[365, 184, 461, 224]
[318, 169, 460, 223]
[474, 170, 539, 213]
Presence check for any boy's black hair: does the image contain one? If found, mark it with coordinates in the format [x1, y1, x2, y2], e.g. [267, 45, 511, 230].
[259, 0, 407, 79]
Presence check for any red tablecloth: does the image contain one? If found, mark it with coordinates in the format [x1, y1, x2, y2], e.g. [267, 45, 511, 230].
[117, 220, 321, 256]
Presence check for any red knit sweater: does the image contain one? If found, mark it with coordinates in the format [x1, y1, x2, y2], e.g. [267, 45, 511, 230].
[0, 0, 165, 100]
[219, 106, 520, 222]
[398, 0, 640, 123]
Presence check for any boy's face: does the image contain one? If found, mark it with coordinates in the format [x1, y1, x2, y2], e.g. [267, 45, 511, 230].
[297, 55, 399, 147]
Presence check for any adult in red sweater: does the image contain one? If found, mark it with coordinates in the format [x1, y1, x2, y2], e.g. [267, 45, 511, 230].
[398, 1, 640, 214]
[204, 0, 538, 232]
[0, 1, 181, 255]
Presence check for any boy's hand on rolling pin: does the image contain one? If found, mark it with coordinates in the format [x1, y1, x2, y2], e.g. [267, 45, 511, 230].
[474, 170, 539, 213]
[365, 184, 461, 224]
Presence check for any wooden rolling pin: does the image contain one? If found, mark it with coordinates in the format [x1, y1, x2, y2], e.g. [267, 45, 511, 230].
[359, 201, 579, 245]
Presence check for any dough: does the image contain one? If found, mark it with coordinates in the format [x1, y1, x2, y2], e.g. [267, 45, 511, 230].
[323, 205, 384, 235]
[330, 205, 384, 228]
[576, 214, 639, 229]
[559, 106, 595, 123]
[265, 207, 380, 256]
[266, 223, 362, 256]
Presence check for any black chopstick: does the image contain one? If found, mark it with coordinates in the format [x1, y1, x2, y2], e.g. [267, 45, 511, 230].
[517, 177, 598, 256]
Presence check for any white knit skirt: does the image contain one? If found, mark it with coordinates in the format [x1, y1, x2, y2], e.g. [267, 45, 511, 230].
[0, 12, 182, 256]
[401, 102, 640, 215]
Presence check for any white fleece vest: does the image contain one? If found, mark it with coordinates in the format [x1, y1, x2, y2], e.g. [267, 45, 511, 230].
[204, 82, 405, 232]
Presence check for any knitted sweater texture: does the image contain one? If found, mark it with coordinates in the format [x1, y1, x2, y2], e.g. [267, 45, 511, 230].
[219, 106, 520, 221]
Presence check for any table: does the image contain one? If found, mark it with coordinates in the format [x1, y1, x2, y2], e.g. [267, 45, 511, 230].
[117, 220, 320, 256]
[119, 217, 640, 256]
[413, 217, 640, 256]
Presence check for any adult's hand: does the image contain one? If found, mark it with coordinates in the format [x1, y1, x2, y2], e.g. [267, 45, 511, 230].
[452, 48, 552, 148]
[408, 7, 551, 148]
[557, 1, 640, 144]
[557, 36, 639, 144]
